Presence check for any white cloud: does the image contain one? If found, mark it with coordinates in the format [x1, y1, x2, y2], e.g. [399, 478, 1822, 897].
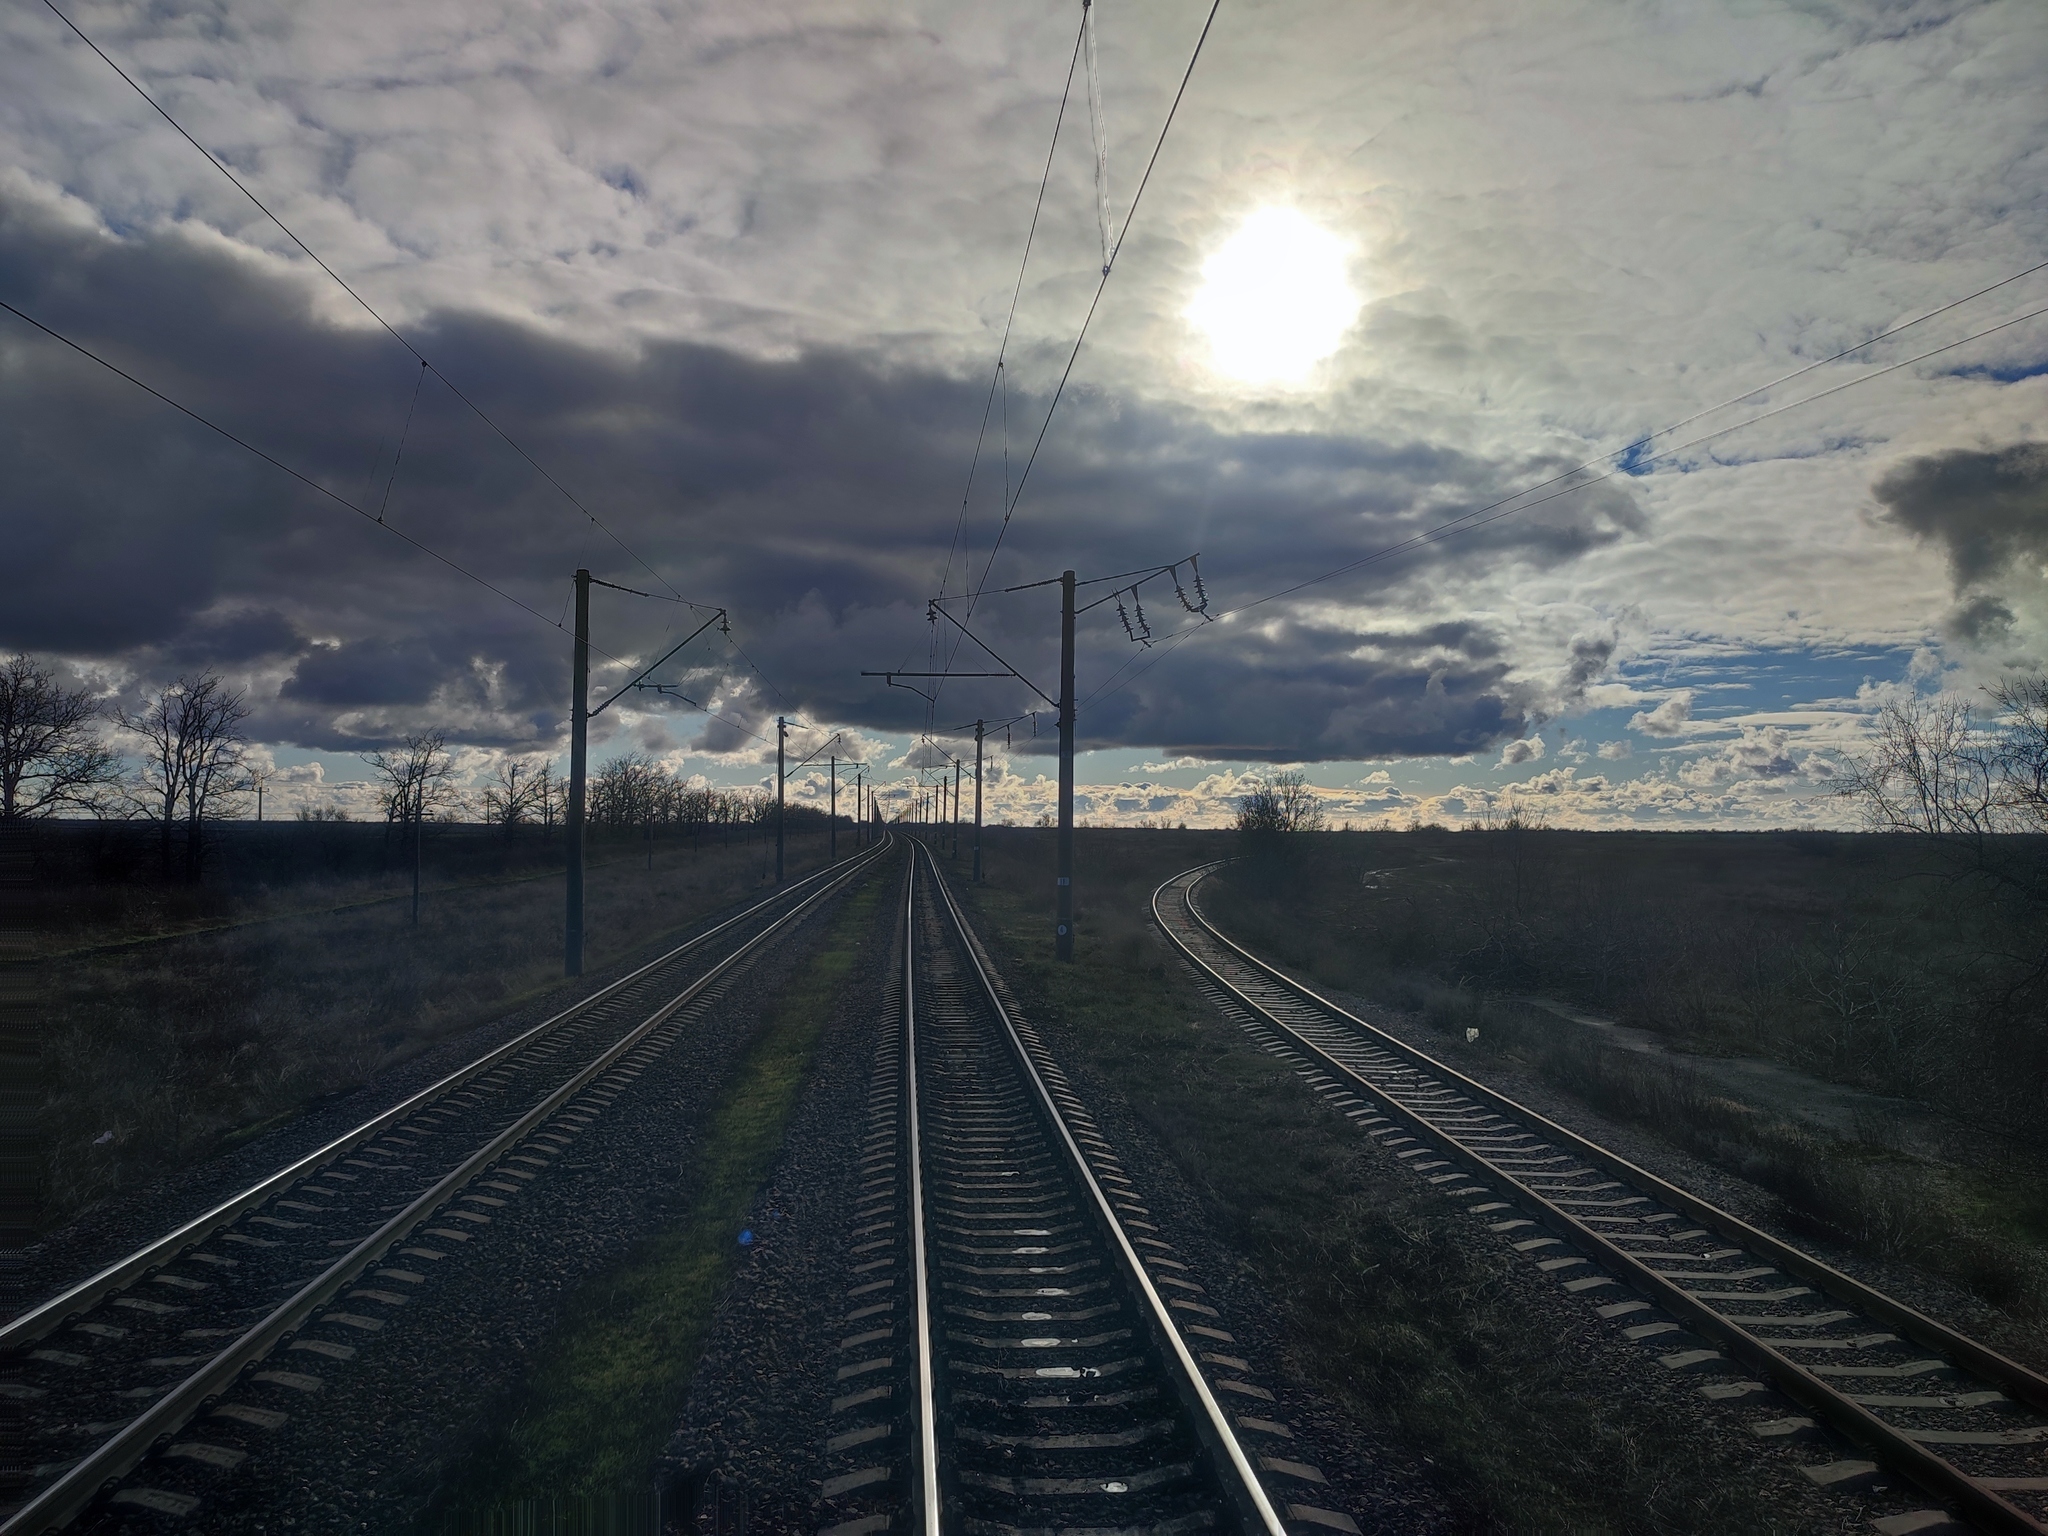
[1676, 725, 1816, 787]
[1596, 739, 1633, 761]
[4, 0, 2042, 795]
[1630, 692, 1695, 738]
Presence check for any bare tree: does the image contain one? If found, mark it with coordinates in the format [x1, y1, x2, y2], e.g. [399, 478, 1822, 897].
[363, 733, 457, 922]
[1989, 675, 2048, 831]
[118, 672, 251, 879]
[1840, 693, 1998, 838]
[1843, 676, 2048, 991]
[363, 733, 458, 828]
[1235, 769, 1329, 834]
[534, 764, 559, 833]
[0, 654, 120, 820]
[480, 757, 545, 838]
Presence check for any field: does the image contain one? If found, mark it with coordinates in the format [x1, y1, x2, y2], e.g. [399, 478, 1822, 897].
[22, 818, 839, 1229]
[1205, 827, 2048, 1344]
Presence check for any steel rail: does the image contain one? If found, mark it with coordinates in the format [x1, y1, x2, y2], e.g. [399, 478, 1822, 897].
[918, 843, 1288, 1536]
[1157, 862, 2048, 1536]
[4, 839, 889, 1536]
[903, 857, 942, 1536]
[5, 844, 879, 1351]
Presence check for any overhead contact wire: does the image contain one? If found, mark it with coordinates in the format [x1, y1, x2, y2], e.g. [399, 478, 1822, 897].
[41, 0, 712, 611]
[927, 15, 1087, 718]
[1, 297, 557, 634]
[1080, 294, 2048, 713]
[967, 0, 1223, 608]
[0, 298, 782, 747]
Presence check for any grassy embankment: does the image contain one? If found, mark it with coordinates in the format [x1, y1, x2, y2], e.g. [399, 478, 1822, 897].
[959, 828, 1821, 1534]
[435, 869, 886, 1521]
[36, 830, 838, 1227]
[1210, 831, 2048, 1360]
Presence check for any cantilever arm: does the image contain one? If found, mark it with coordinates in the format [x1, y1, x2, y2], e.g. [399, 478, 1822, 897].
[922, 606, 1056, 707]
[590, 610, 728, 718]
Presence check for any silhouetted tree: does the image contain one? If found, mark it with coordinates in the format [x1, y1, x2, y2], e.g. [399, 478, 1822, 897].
[480, 757, 546, 838]
[1235, 769, 1328, 834]
[118, 672, 250, 878]
[0, 654, 119, 820]
[364, 733, 457, 923]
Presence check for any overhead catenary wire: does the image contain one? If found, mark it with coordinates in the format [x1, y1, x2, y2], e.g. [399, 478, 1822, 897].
[0, 296, 774, 745]
[377, 360, 428, 523]
[966, 0, 1223, 607]
[933, 11, 1088, 616]
[1084, 0, 1112, 275]
[1, 297, 559, 635]
[923, 10, 1090, 732]
[927, 3, 1220, 722]
[1078, 291, 2048, 715]
[40, 0, 715, 613]
[1224, 254, 2048, 602]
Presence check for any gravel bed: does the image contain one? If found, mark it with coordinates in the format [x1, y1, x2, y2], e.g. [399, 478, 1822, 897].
[655, 869, 905, 1530]
[654, 863, 1465, 1535]
[19, 877, 824, 1317]
[70, 869, 878, 1536]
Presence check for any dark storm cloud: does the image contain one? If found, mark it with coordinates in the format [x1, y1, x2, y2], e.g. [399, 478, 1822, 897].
[1945, 593, 2017, 646]
[282, 638, 446, 707]
[0, 197, 1641, 759]
[1874, 442, 2048, 590]
[1087, 614, 1526, 761]
[170, 608, 308, 664]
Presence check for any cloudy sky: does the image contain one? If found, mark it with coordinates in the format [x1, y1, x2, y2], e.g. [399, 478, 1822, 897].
[4, 0, 2044, 828]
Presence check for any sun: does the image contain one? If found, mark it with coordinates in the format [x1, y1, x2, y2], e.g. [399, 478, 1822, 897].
[1186, 207, 1361, 386]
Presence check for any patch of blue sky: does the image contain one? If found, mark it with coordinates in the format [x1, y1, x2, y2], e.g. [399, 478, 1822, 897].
[1943, 354, 2048, 384]
[1702, 432, 1878, 468]
[1619, 640, 1914, 702]
[1614, 437, 1656, 477]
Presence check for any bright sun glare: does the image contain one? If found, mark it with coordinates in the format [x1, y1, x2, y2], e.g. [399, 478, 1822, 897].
[1186, 207, 1361, 386]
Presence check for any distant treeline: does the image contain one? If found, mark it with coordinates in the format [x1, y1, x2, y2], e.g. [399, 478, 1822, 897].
[585, 752, 832, 834]
[16, 771, 845, 892]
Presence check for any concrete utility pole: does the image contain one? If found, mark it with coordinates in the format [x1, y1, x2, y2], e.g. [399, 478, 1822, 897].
[775, 716, 787, 883]
[973, 719, 984, 882]
[829, 755, 838, 862]
[952, 757, 962, 857]
[1056, 569, 1076, 961]
[566, 568, 591, 976]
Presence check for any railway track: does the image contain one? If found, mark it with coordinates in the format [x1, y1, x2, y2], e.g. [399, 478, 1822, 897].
[814, 842, 1369, 1534]
[1155, 861, 2048, 1536]
[3, 837, 891, 1535]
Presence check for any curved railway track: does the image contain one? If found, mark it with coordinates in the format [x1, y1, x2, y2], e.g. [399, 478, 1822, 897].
[1155, 861, 2048, 1536]
[3, 837, 891, 1535]
[816, 842, 1369, 1534]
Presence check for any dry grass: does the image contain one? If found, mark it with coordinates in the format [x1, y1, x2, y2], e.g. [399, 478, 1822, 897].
[1220, 828, 2048, 1139]
[35, 830, 837, 1228]
[1212, 832, 2048, 1370]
